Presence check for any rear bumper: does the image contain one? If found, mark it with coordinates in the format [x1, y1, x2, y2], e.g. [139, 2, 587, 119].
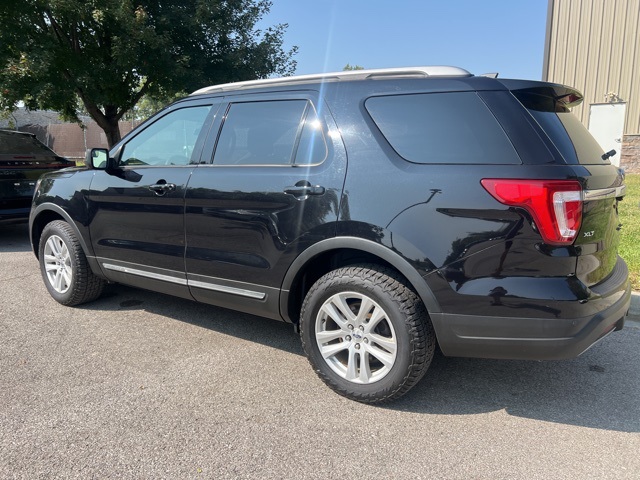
[432, 261, 631, 360]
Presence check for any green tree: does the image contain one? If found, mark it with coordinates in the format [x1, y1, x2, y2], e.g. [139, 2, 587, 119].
[122, 92, 188, 123]
[343, 63, 365, 71]
[0, 1, 297, 147]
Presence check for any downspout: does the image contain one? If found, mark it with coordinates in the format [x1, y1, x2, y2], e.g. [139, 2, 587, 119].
[542, 0, 555, 81]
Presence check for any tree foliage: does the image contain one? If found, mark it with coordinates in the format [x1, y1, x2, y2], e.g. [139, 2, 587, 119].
[0, 0, 297, 146]
[343, 64, 365, 71]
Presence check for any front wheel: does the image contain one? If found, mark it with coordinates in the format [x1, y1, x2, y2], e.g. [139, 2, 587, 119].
[300, 264, 435, 403]
[39, 220, 106, 306]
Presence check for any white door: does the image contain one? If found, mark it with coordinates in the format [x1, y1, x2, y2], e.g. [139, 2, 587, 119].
[588, 102, 626, 167]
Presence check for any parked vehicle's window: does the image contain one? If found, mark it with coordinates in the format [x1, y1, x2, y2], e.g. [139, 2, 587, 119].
[0, 131, 60, 161]
[213, 100, 327, 166]
[365, 92, 520, 164]
[119, 106, 211, 166]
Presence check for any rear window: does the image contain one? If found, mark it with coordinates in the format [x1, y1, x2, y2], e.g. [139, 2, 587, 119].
[0, 131, 59, 159]
[511, 91, 607, 165]
[365, 92, 520, 165]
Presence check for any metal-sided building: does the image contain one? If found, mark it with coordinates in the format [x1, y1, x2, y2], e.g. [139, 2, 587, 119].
[543, 0, 640, 172]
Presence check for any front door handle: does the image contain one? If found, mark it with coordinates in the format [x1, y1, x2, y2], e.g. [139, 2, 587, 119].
[284, 181, 325, 197]
[148, 182, 176, 195]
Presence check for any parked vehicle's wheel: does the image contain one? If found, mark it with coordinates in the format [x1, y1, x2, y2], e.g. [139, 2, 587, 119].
[39, 220, 105, 306]
[300, 264, 435, 403]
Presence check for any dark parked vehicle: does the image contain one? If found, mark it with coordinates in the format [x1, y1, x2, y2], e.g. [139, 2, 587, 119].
[1, 129, 74, 223]
[29, 67, 630, 403]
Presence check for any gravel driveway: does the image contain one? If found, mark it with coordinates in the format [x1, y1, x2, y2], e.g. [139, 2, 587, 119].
[2, 223, 639, 479]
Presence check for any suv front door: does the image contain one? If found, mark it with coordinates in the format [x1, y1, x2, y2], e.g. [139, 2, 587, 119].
[88, 100, 220, 298]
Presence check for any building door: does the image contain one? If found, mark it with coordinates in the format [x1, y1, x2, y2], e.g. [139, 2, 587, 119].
[588, 102, 626, 167]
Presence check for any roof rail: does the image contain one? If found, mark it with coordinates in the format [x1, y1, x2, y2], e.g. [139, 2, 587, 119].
[190, 66, 473, 95]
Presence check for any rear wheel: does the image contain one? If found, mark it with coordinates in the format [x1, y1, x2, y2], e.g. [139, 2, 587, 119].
[300, 264, 435, 403]
[39, 220, 105, 306]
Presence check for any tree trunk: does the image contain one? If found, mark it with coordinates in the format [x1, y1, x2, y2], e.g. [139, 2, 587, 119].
[102, 116, 122, 148]
[76, 94, 122, 148]
[102, 106, 121, 148]
[77, 82, 151, 149]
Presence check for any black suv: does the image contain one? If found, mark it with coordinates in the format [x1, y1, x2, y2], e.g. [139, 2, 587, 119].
[1, 129, 74, 223]
[29, 67, 631, 403]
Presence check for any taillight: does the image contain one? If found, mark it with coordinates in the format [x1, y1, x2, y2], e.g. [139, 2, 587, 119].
[481, 179, 583, 245]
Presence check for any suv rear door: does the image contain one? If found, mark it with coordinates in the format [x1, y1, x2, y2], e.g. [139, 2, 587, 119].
[183, 92, 347, 319]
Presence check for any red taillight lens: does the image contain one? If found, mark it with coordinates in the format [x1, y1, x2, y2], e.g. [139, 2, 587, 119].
[481, 179, 583, 245]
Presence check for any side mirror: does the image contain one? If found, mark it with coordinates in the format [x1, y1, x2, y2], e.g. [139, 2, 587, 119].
[85, 148, 118, 171]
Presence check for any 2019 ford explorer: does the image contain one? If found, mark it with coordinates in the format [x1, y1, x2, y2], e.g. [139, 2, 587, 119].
[29, 67, 630, 403]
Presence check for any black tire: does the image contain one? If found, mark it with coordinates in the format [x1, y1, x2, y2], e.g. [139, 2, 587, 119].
[300, 264, 435, 403]
[38, 220, 106, 306]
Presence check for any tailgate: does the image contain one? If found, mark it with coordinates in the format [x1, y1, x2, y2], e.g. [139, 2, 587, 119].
[575, 168, 626, 286]
[505, 81, 627, 287]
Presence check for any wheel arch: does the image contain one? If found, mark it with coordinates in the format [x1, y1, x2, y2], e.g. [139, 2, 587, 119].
[30, 203, 92, 261]
[280, 237, 441, 324]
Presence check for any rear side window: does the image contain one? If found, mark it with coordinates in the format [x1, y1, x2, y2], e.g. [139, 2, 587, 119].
[213, 100, 327, 166]
[513, 91, 607, 165]
[365, 92, 520, 164]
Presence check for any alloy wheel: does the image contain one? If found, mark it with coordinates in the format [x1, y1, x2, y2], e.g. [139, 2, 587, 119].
[43, 235, 72, 294]
[315, 291, 397, 384]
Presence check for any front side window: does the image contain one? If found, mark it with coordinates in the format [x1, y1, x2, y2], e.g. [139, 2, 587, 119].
[213, 100, 327, 166]
[365, 92, 520, 165]
[119, 105, 212, 166]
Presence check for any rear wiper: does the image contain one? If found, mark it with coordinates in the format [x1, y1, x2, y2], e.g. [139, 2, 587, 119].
[601, 149, 616, 160]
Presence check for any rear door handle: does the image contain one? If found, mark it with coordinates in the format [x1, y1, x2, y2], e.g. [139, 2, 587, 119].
[148, 182, 176, 195]
[284, 185, 325, 196]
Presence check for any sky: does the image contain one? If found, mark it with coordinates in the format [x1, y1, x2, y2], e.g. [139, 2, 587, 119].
[259, 0, 549, 80]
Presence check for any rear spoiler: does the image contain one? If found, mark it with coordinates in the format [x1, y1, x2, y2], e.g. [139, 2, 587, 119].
[498, 80, 584, 109]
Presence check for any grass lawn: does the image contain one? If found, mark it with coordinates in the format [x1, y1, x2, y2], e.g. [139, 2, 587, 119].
[618, 173, 640, 291]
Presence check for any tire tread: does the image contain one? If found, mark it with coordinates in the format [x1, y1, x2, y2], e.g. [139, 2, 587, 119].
[40, 220, 105, 306]
[300, 263, 435, 404]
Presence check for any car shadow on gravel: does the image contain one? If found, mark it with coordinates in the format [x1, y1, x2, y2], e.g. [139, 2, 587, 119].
[85, 283, 639, 433]
[0, 223, 31, 253]
[392, 333, 640, 433]
[85, 283, 304, 356]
